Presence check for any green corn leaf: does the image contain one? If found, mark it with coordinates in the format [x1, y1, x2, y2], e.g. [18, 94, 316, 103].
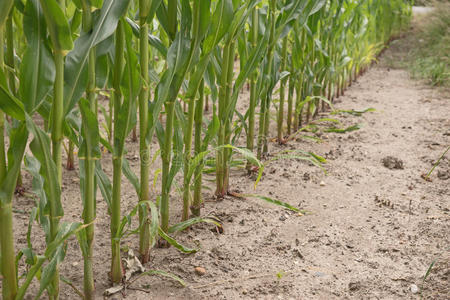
[25, 155, 51, 240]
[147, 0, 162, 23]
[0, 0, 14, 27]
[147, 201, 159, 248]
[34, 247, 63, 299]
[0, 70, 25, 120]
[64, 0, 131, 115]
[155, 120, 165, 150]
[174, 100, 187, 130]
[166, 120, 184, 192]
[187, 150, 213, 182]
[45, 222, 86, 257]
[76, 228, 89, 260]
[78, 98, 101, 159]
[155, 1, 169, 38]
[202, 114, 220, 150]
[99, 136, 113, 153]
[185, 55, 210, 99]
[15, 256, 46, 300]
[227, 0, 259, 41]
[197, 0, 212, 41]
[122, 158, 140, 195]
[423, 260, 436, 284]
[149, 28, 192, 142]
[331, 108, 376, 116]
[0, 122, 28, 205]
[312, 118, 340, 124]
[20, 0, 55, 113]
[158, 228, 198, 254]
[26, 115, 64, 219]
[26, 207, 39, 253]
[308, 151, 326, 163]
[203, 0, 234, 54]
[230, 26, 270, 115]
[95, 54, 110, 89]
[168, 216, 222, 233]
[117, 20, 139, 138]
[324, 124, 362, 133]
[242, 194, 299, 212]
[222, 145, 263, 187]
[95, 161, 112, 213]
[38, 0, 73, 51]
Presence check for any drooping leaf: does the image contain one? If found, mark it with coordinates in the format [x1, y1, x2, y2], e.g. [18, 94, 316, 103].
[95, 161, 112, 212]
[122, 159, 140, 195]
[158, 228, 197, 254]
[242, 194, 300, 212]
[324, 124, 362, 133]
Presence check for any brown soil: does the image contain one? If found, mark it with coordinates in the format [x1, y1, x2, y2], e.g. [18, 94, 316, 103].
[8, 29, 450, 300]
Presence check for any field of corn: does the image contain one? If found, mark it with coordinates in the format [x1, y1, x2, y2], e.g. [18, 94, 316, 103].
[2, 0, 450, 299]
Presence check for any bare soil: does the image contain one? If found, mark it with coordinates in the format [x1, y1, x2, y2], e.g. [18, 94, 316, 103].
[8, 26, 449, 300]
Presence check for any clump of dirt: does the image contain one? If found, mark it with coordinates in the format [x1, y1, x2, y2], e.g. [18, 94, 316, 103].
[382, 156, 405, 169]
[437, 170, 449, 180]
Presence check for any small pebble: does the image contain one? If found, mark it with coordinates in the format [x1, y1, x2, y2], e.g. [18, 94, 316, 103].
[410, 284, 419, 294]
[242, 289, 248, 295]
[194, 266, 206, 276]
[314, 271, 326, 277]
[320, 181, 326, 186]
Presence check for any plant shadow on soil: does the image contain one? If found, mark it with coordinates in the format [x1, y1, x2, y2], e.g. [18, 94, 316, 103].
[7, 12, 450, 300]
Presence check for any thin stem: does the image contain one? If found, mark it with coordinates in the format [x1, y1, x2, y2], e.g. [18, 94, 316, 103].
[192, 80, 204, 216]
[0, 203, 18, 300]
[286, 73, 294, 135]
[110, 20, 125, 283]
[182, 0, 202, 220]
[183, 92, 196, 220]
[246, 9, 258, 171]
[0, 28, 6, 187]
[138, 5, 151, 263]
[81, 1, 97, 296]
[222, 40, 236, 193]
[160, 101, 175, 232]
[66, 140, 75, 170]
[5, 14, 15, 95]
[52, 50, 64, 186]
[215, 42, 231, 196]
[49, 47, 64, 300]
[0, 24, 17, 300]
[260, 0, 276, 157]
[277, 36, 288, 143]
